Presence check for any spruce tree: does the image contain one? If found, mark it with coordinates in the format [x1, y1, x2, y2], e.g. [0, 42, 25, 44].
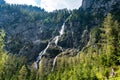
[18, 65, 28, 80]
[100, 13, 120, 66]
[0, 29, 7, 79]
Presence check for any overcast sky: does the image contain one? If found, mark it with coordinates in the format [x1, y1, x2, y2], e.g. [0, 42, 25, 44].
[5, 0, 82, 12]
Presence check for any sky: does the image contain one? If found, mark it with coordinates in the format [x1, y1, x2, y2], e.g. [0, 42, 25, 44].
[4, 0, 83, 12]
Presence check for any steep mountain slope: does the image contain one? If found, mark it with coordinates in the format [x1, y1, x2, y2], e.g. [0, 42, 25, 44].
[0, 1, 70, 62]
[61, 0, 120, 49]
[0, 0, 119, 63]
[0, 0, 120, 79]
[82, 0, 120, 21]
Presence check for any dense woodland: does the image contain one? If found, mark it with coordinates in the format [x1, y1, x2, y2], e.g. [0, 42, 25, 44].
[0, 0, 120, 80]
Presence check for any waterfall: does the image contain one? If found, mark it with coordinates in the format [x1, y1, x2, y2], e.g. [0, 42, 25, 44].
[54, 36, 59, 45]
[59, 23, 65, 36]
[35, 23, 65, 69]
[51, 56, 58, 71]
[51, 23, 65, 71]
[35, 42, 51, 69]
[54, 23, 65, 45]
[51, 15, 72, 71]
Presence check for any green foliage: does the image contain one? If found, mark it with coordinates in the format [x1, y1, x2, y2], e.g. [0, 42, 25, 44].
[1, 54, 27, 80]
[35, 14, 120, 80]
[0, 29, 27, 80]
[18, 65, 29, 80]
[4, 13, 117, 80]
[0, 0, 120, 79]
[100, 13, 120, 66]
[0, 29, 8, 78]
[0, 29, 5, 51]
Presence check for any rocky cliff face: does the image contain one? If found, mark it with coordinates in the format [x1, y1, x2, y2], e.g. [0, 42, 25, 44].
[82, 0, 119, 11]
[82, 0, 120, 20]
[56, 0, 120, 57]
[37, 0, 120, 70]
[0, 4, 70, 62]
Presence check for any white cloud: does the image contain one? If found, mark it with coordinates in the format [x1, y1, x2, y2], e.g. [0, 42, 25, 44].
[5, 0, 82, 12]
[40, 0, 82, 12]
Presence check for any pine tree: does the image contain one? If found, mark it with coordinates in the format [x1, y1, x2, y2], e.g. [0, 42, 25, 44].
[18, 65, 28, 80]
[0, 29, 7, 79]
[100, 13, 120, 66]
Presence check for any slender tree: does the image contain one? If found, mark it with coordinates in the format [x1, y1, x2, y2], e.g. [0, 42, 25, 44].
[18, 65, 28, 80]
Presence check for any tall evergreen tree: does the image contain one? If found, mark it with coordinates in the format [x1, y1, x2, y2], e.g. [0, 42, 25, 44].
[0, 29, 7, 79]
[18, 65, 28, 80]
[100, 13, 120, 66]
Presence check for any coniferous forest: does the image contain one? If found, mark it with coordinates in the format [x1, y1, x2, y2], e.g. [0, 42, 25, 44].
[0, 0, 120, 80]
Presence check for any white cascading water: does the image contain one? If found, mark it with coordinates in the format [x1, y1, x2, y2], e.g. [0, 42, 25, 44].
[51, 23, 65, 71]
[54, 36, 59, 45]
[35, 42, 51, 69]
[51, 55, 58, 71]
[59, 23, 65, 36]
[54, 23, 65, 45]
[51, 50, 63, 71]
[35, 23, 65, 69]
